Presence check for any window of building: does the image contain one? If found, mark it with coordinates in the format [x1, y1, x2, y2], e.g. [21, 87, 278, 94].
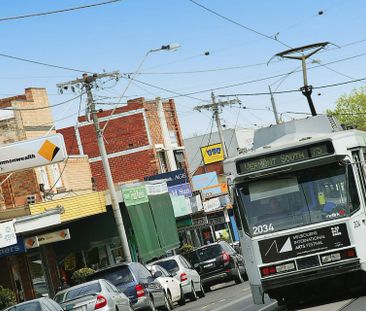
[38, 167, 50, 190]
[157, 151, 168, 173]
[174, 150, 185, 169]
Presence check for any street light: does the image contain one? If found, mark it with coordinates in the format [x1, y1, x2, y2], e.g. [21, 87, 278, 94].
[102, 43, 181, 132]
[269, 42, 331, 117]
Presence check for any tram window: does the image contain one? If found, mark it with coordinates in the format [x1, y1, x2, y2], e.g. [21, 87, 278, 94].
[347, 164, 360, 214]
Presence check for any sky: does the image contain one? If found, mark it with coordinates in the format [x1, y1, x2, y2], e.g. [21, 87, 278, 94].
[1, 0, 366, 138]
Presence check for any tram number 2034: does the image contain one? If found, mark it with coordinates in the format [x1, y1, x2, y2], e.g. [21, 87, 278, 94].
[253, 224, 274, 235]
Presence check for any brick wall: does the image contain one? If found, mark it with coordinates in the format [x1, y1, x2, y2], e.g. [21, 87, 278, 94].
[194, 161, 224, 176]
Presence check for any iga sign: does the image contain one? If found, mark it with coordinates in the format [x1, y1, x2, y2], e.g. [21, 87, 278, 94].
[259, 224, 350, 264]
[0, 134, 67, 174]
[201, 143, 224, 165]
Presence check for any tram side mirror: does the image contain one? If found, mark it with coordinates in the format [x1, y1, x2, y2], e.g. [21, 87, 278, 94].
[153, 271, 163, 278]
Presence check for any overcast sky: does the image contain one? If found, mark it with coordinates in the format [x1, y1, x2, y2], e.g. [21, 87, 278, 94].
[1, 0, 366, 137]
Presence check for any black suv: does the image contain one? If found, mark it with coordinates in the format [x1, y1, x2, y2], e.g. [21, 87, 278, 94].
[186, 241, 246, 291]
[87, 262, 168, 311]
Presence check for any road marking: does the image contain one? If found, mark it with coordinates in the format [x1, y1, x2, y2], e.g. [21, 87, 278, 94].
[242, 287, 250, 292]
[257, 301, 278, 311]
[201, 302, 216, 309]
[218, 299, 226, 303]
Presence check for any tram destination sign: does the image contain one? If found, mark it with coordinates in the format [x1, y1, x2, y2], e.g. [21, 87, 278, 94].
[236, 141, 334, 174]
[258, 223, 350, 264]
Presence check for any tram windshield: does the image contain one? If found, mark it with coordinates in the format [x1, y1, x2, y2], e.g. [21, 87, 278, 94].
[236, 162, 360, 236]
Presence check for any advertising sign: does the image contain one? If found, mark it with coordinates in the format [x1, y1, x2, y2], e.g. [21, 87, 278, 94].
[25, 229, 71, 249]
[121, 185, 149, 206]
[171, 195, 192, 218]
[0, 220, 17, 248]
[0, 237, 25, 258]
[203, 197, 222, 213]
[144, 169, 188, 187]
[0, 134, 67, 175]
[168, 183, 192, 198]
[201, 143, 224, 165]
[259, 223, 350, 264]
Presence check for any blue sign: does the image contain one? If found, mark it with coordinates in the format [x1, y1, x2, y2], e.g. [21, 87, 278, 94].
[168, 183, 192, 198]
[145, 169, 188, 187]
[0, 236, 25, 258]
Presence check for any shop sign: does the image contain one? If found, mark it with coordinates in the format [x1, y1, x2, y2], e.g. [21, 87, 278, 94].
[0, 220, 17, 248]
[145, 169, 188, 186]
[201, 143, 224, 165]
[0, 134, 67, 175]
[171, 195, 192, 218]
[0, 237, 25, 258]
[169, 183, 192, 198]
[208, 216, 225, 226]
[25, 229, 71, 249]
[189, 195, 203, 214]
[203, 197, 222, 213]
[192, 217, 208, 226]
[146, 182, 168, 196]
[259, 223, 350, 264]
[121, 185, 149, 206]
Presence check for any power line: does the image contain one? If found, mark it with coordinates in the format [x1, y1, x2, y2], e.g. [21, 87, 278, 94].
[0, 0, 121, 22]
[0, 93, 85, 111]
[188, 0, 291, 48]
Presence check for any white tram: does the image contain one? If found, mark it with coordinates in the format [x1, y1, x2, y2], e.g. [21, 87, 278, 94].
[224, 115, 366, 305]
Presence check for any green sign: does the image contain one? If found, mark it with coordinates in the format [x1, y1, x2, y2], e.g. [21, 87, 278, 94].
[121, 186, 148, 206]
[237, 142, 334, 174]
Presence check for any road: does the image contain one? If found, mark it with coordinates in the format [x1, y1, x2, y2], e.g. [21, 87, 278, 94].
[175, 281, 279, 311]
[174, 281, 366, 311]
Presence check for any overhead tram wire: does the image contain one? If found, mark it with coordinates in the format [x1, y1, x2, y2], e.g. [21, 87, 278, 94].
[187, 0, 291, 48]
[0, 0, 122, 22]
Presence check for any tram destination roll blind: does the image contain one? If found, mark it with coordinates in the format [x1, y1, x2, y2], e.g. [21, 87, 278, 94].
[236, 142, 334, 174]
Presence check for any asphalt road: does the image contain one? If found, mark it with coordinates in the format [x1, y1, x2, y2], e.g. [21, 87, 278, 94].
[175, 281, 279, 311]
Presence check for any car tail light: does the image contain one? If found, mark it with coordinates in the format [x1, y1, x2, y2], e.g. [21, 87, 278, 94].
[260, 261, 295, 278]
[222, 251, 230, 265]
[135, 284, 145, 298]
[95, 294, 107, 310]
[180, 272, 188, 282]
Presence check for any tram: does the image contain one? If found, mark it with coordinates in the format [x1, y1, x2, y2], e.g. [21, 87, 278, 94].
[224, 115, 366, 305]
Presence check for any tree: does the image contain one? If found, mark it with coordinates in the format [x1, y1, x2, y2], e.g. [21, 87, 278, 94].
[326, 86, 366, 129]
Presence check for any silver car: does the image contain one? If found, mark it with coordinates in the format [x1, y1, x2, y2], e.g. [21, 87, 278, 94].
[54, 279, 132, 311]
[151, 255, 204, 301]
[5, 297, 63, 311]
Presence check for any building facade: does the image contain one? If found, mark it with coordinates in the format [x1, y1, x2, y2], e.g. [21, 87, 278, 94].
[58, 97, 187, 190]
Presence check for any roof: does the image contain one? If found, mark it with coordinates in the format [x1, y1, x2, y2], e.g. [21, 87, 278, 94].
[55, 279, 101, 296]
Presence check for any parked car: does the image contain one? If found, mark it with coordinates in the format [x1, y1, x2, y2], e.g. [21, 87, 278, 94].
[151, 255, 204, 301]
[86, 262, 169, 311]
[186, 241, 246, 291]
[146, 264, 185, 308]
[54, 279, 131, 311]
[4, 297, 63, 311]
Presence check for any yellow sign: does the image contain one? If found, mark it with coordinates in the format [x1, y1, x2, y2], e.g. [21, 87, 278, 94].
[38, 140, 60, 161]
[201, 143, 224, 165]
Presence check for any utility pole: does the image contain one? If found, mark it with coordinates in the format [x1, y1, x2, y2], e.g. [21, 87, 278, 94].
[268, 85, 280, 124]
[195, 92, 239, 159]
[57, 72, 132, 262]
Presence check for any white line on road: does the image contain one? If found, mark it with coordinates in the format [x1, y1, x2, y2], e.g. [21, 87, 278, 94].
[210, 294, 252, 311]
[257, 301, 278, 311]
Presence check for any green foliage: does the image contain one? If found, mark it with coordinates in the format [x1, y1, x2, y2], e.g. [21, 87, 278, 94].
[71, 267, 95, 284]
[178, 244, 194, 256]
[0, 286, 16, 310]
[326, 86, 366, 129]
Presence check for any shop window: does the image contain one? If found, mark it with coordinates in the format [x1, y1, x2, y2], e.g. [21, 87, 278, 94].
[27, 252, 49, 299]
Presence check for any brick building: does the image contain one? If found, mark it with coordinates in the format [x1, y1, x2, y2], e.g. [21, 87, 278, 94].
[58, 97, 187, 191]
[0, 88, 94, 301]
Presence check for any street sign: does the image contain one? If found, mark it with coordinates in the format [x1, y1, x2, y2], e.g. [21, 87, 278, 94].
[0, 220, 17, 248]
[0, 134, 67, 175]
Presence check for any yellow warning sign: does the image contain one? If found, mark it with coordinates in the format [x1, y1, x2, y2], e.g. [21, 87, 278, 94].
[38, 140, 60, 161]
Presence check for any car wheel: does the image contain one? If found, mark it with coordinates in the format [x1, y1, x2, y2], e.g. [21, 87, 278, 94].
[198, 283, 205, 298]
[148, 297, 157, 311]
[177, 287, 186, 306]
[188, 283, 198, 301]
[234, 267, 244, 284]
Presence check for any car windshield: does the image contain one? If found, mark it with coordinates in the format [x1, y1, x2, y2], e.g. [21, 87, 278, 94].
[156, 259, 179, 274]
[90, 267, 134, 288]
[56, 283, 101, 303]
[188, 245, 222, 265]
[236, 162, 360, 236]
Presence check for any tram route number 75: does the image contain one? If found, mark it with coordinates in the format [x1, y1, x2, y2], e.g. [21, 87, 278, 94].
[253, 224, 274, 235]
